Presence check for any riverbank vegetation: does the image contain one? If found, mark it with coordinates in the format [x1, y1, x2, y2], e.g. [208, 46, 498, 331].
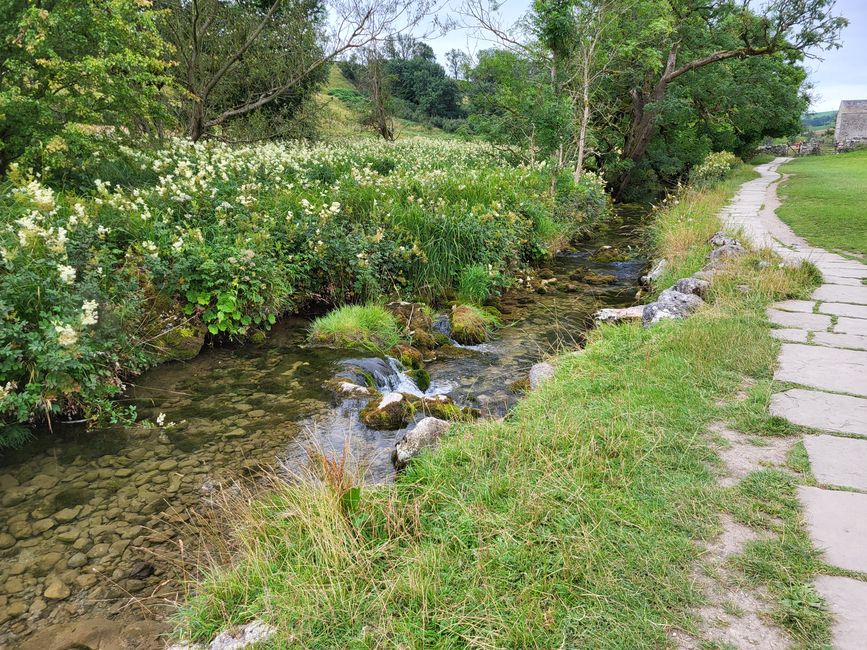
[175, 163, 825, 647]
[0, 138, 608, 442]
[778, 148, 867, 256]
[1, 0, 846, 438]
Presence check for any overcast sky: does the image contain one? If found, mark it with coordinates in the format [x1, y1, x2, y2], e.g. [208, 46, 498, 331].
[424, 0, 867, 113]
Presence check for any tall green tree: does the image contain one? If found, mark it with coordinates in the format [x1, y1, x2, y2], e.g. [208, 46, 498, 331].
[0, 0, 171, 174]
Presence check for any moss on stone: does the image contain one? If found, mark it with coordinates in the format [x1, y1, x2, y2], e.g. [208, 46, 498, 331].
[450, 304, 499, 345]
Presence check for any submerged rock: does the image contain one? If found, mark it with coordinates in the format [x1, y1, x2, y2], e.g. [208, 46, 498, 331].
[324, 379, 374, 398]
[642, 288, 704, 326]
[393, 417, 451, 468]
[529, 362, 555, 390]
[584, 271, 617, 285]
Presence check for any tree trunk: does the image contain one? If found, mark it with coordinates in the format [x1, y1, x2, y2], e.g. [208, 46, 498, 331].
[615, 48, 678, 199]
[188, 100, 206, 142]
[573, 66, 591, 183]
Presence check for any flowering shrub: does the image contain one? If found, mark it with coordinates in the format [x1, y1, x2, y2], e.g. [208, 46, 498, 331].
[0, 136, 609, 440]
[689, 151, 742, 187]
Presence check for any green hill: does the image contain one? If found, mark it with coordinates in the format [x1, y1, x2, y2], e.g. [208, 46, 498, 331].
[316, 65, 464, 140]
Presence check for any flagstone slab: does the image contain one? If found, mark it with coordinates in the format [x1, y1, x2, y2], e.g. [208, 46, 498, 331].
[775, 344, 867, 397]
[798, 486, 867, 573]
[803, 435, 867, 490]
[772, 299, 815, 313]
[824, 275, 865, 286]
[770, 328, 808, 343]
[812, 331, 867, 352]
[819, 302, 867, 320]
[814, 576, 867, 650]
[835, 316, 867, 337]
[770, 389, 867, 436]
[813, 284, 867, 305]
[766, 309, 830, 331]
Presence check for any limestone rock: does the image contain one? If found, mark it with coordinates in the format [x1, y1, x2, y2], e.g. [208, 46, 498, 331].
[641, 259, 667, 286]
[709, 232, 741, 248]
[209, 620, 277, 650]
[642, 288, 704, 326]
[393, 417, 451, 468]
[528, 362, 555, 390]
[707, 242, 746, 267]
[594, 305, 644, 323]
[673, 276, 710, 298]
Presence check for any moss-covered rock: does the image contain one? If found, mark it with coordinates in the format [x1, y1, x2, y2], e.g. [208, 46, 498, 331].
[418, 395, 479, 421]
[152, 323, 206, 362]
[406, 369, 431, 392]
[390, 344, 423, 369]
[385, 301, 432, 331]
[360, 392, 415, 430]
[584, 271, 617, 285]
[451, 304, 498, 345]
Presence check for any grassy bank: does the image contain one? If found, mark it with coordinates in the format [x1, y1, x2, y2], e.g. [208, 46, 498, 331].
[0, 137, 608, 439]
[778, 149, 867, 256]
[175, 166, 824, 647]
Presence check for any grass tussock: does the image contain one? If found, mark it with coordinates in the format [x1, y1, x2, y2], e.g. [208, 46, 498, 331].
[309, 304, 400, 353]
[176, 165, 824, 647]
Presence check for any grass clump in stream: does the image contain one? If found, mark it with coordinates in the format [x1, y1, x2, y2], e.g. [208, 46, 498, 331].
[175, 164, 824, 648]
[309, 304, 400, 353]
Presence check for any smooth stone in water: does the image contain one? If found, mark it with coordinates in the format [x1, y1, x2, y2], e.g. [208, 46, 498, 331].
[67, 552, 88, 569]
[0, 533, 15, 549]
[54, 506, 82, 523]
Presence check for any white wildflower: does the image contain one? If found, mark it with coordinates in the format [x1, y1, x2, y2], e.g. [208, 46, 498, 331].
[58, 264, 77, 284]
[81, 300, 99, 326]
[156, 412, 166, 426]
[54, 323, 79, 347]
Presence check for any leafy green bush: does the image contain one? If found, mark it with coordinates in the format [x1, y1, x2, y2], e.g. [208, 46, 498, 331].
[309, 305, 400, 352]
[689, 151, 742, 187]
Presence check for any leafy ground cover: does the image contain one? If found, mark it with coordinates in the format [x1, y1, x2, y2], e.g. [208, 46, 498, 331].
[0, 136, 608, 441]
[778, 149, 867, 257]
[175, 165, 825, 648]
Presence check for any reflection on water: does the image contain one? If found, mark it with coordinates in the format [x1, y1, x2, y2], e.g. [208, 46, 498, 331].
[0, 208, 647, 645]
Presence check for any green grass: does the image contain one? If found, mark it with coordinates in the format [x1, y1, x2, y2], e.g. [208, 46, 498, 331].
[778, 149, 867, 257]
[456, 265, 494, 304]
[176, 168, 826, 648]
[309, 304, 400, 353]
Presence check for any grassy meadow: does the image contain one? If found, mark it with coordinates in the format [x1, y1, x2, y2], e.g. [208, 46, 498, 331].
[778, 149, 867, 257]
[175, 165, 828, 648]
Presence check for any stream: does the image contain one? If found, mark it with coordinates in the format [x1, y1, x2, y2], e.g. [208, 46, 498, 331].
[0, 208, 647, 646]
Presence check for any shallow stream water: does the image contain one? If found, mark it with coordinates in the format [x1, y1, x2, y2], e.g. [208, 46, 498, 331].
[0, 208, 647, 646]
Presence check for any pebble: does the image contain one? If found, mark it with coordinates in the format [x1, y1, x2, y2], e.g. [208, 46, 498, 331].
[54, 506, 82, 523]
[0, 533, 15, 549]
[43, 579, 70, 600]
[32, 518, 56, 534]
[67, 553, 88, 569]
[5, 577, 24, 594]
[158, 460, 178, 472]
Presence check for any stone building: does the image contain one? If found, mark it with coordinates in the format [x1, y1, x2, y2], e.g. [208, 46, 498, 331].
[834, 99, 867, 147]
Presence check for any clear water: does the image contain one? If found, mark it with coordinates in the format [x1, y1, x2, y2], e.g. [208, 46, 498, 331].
[0, 208, 647, 645]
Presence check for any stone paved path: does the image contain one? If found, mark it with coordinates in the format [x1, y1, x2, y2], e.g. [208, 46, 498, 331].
[720, 158, 867, 650]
